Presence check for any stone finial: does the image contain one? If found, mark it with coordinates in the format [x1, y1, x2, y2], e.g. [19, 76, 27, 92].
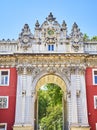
[19, 24, 33, 38]
[62, 20, 67, 29]
[71, 22, 83, 41]
[72, 22, 78, 29]
[71, 22, 79, 36]
[19, 24, 32, 37]
[35, 20, 40, 30]
[46, 12, 56, 22]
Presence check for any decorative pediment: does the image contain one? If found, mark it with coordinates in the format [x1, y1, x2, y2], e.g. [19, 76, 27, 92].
[46, 12, 56, 22]
[70, 22, 83, 42]
[70, 22, 83, 51]
[0, 13, 90, 54]
[18, 24, 34, 50]
[34, 12, 68, 45]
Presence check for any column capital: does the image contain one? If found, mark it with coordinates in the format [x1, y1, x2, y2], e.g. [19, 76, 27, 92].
[70, 66, 86, 75]
[16, 66, 24, 74]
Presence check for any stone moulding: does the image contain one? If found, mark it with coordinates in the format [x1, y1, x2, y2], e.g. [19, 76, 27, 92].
[70, 126, 90, 130]
[13, 125, 33, 130]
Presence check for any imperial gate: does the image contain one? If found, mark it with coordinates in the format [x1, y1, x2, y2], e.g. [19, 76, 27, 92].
[0, 13, 93, 130]
[13, 54, 89, 130]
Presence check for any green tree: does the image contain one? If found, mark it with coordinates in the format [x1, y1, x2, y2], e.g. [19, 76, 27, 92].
[83, 33, 89, 41]
[38, 83, 63, 130]
[91, 36, 97, 41]
[83, 34, 97, 42]
[38, 90, 49, 120]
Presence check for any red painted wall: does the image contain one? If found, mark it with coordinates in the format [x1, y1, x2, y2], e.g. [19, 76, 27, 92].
[86, 67, 97, 130]
[0, 68, 17, 130]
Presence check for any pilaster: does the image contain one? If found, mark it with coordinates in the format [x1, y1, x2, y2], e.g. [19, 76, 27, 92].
[24, 67, 34, 124]
[71, 67, 78, 125]
[70, 67, 90, 130]
[14, 66, 34, 130]
[22, 67, 26, 123]
[80, 69, 89, 126]
[14, 67, 23, 124]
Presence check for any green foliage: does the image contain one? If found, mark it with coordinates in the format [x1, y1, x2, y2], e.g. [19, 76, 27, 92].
[38, 83, 63, 130]
[38, 90, 49, 120]
[83, 33, 90, 41]
[83, 34, 97, 42]
[91, 36, 97, 41]
[40, 105, 62, 130]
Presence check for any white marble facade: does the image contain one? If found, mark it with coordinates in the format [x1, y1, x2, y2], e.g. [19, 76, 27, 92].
[0, 13, 93, 130]
[0, 12, 96, 55]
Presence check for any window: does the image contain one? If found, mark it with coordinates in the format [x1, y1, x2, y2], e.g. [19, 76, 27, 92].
[0, 123, 7, 130]
[94, 96, 97, 109]
[48, 44, 54, 51]
[0, 70, 10, 86]
[0, 96, 8, 109]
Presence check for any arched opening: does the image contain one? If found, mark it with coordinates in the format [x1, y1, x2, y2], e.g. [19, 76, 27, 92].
[38, 83, 63, 129]
[34, 74, 68, 130]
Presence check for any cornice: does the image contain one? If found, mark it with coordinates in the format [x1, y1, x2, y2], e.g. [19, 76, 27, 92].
[0, 53, 97, 67]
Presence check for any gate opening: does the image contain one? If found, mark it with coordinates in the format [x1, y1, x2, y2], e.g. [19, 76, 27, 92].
[38, 83, 63, 130]
[34, 74, 68, 130]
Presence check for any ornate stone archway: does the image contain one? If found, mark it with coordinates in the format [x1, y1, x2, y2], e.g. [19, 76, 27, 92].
[36, 74, 67, 92]
[34, 74, 68, 130]
[0, 12, 95, 130]
[13, 54, 90, 130]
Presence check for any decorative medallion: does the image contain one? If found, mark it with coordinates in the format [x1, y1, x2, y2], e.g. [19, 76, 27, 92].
[22, 36, 29, 44]
[72, 42, 80, 51]
[47, 29, 54, 36]
[19, 24, 33, 50]
[47, 28, 55, 38]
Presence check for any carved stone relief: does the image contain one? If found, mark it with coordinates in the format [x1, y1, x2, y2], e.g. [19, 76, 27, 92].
[70, 22, 83, 52]
[18, 24, 34, 50]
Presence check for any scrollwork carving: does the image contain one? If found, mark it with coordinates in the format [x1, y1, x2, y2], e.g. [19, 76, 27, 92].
[76, 90, 80, 97]
[17, 66, 24, 74]
[31, 90, 35, 97]
[67, 90, 71, 98]
[32, 67, 41, 81]
[22, 90, 26, 97]
[26, 66, 34, 75]
[61, 67, 71, 82]
[47, 66, 56, 73]
[72, 42, 80, 51]
[18, 24, 34, 50]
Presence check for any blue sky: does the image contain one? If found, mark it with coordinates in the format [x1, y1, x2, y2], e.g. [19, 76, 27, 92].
[0, 0, 97, 39]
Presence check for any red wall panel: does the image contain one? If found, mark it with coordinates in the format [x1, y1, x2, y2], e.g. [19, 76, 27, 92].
[0, 68, 17, 130]
[86, 67, 97, 130]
